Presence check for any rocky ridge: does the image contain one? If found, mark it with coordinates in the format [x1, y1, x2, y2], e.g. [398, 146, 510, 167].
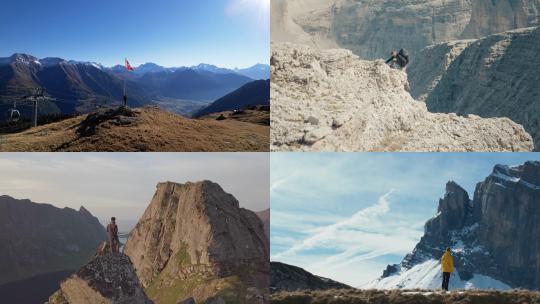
[271, 43, 533, 151]
[408, 26, 540, 150]
[366, 161, 540, 290]
[124, 181, 269, 304]
[48, 253, 152, 304]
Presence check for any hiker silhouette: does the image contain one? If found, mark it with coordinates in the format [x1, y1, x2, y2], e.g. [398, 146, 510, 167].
[441, 247, 454, 291]
[386, 49, 410, 69]
[107, 217, 120, 254]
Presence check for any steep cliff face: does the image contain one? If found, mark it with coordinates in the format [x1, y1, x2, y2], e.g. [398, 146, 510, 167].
[408, 26, 540, 150]
[48, 253, 152, 304]
[124, 181, 269, 304]
[271, 42, 533, 152]
[0, 195, 107, 285]
[365, 161, 540, 290]
[271, 0, 540, 60]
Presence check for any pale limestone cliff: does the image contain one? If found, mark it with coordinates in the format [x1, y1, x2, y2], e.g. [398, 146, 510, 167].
[271, 43, 533, 152]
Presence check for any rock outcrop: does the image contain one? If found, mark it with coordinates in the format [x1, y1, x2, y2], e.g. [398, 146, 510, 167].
[366, 161, 540, 290]
[408, 26, 540, 150]
[124, 181, 269, 304]
[271, 43, 533, 151]
[0, 195, 107, 285]
[270, 262, 351, 292]
[271, 0, 540, 60]
[48, 253, 152, 304]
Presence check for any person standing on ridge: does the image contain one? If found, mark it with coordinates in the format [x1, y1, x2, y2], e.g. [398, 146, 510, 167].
[386, 49, 409, 70]
[107, 217, 120, 254]
[441, 247, 454, 291]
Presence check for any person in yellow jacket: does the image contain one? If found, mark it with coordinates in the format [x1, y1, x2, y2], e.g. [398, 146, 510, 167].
[441, 247, 454, 291]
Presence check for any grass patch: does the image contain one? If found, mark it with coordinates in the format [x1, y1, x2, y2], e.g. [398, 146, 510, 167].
[270, 289, 540, 304]
[176, 242, 191, 267]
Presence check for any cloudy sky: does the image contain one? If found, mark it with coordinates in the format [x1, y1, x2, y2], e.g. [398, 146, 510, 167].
[0, 153, 269, 230]
[270, 153, 540, 287]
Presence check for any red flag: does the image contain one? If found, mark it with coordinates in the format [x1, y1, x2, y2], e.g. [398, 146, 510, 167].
[125, 58, 134, 71]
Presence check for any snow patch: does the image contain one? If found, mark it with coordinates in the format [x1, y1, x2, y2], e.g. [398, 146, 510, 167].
[362, 259, 511, 290]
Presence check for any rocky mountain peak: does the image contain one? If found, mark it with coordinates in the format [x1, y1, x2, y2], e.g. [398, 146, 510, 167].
[78, 206, 93, 217]
[9, 53, 37, 64]
[369, 161, 540, 290]
[435, 181, 471, 230]
[124, 180, 268, 303]
[48, 253, 152, 304]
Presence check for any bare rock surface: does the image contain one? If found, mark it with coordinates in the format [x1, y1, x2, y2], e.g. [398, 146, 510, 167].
[271, 43, 533, 151]
[48, 253, 152, 304]
[409, 27, 540, 150]
[271, 0, 540, 60]
[124, 181, 269, 304]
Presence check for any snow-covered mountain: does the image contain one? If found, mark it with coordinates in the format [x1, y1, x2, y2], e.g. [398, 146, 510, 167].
[364, 161, 540, 290]
[190, 63, 236, 74]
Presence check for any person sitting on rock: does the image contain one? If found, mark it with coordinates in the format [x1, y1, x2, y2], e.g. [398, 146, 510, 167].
[441, 247, 454, 291]
[386, 49, 409, 70]
[106, 217, 120, 254]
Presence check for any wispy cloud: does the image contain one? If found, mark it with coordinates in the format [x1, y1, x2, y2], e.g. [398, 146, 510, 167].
[273, 191, 394, 259]
[270, 153, 540, 286]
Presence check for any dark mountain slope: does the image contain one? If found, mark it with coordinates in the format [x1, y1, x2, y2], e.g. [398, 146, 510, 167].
[271, 261, 351, 292]
[0, 195, 107, 285]
[194, 79, 270, 117]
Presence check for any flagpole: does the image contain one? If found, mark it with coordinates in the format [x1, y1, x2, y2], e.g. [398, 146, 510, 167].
[123, 75, 127, 107]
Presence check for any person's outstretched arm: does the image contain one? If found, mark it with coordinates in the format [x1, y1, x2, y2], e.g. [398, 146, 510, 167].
[386, 57, 393, 64]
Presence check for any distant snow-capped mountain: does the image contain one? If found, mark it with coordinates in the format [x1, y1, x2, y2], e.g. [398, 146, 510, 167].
[364, 161, 540, 291]
[107, 61, 270, 79]
[0, 53, 256, 119]
[235, 63, 270, 80]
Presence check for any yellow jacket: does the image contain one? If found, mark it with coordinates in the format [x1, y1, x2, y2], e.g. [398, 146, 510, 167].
[441, 251, 454, 273]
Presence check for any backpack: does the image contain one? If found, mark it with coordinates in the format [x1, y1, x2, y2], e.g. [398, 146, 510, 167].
[399, 49, 410, 65]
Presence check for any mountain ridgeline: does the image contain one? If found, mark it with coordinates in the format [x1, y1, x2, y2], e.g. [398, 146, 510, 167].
[0, 53, 269, 120]
[366, 161, 540, 290]
[123, 181, 269, 304]
[0, 195, 107, 303]
[0, 195, 107, 286]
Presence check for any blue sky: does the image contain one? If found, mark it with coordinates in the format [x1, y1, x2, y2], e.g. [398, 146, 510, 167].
[0, 153, 269, 230]
[271, 153, 540, 287]
[0, 0, 269, 68]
